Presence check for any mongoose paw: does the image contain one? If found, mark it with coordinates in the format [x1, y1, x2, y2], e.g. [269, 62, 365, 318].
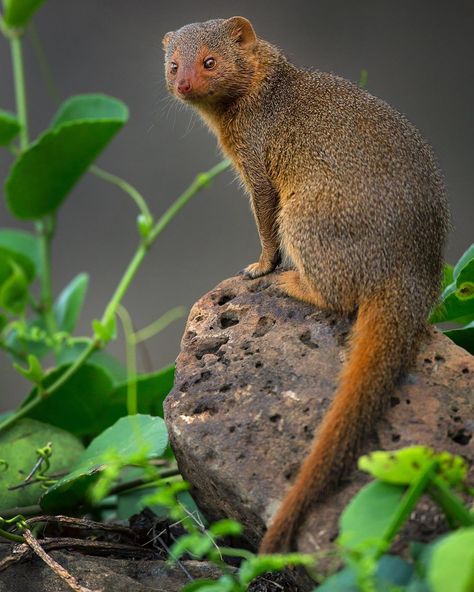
[242, 260, 275, 279]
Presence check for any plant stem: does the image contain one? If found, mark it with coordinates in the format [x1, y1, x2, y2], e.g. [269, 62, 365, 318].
[147, 159, 231, 244]
[9, 29, 57, 338]
[116, 304, 137, 415]
[376, 461, 437, 560]
[90, 165, 153, 223]
[0, 526, 24, 543]
[429, 476, 474, 527]
[0, 160, 231, 434]
[133, 306, 187, 344]
[0, 339, 98, 433]
[35, 217, 57, 337]
[101, 244, 147, 327]
[9, 34, 28, 149]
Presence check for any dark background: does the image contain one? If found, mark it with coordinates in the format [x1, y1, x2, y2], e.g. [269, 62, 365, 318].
[1, 0, 473, 411]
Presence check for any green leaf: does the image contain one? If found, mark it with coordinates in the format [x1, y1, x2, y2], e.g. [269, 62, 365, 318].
[181, 576, 236, 592]
[428, 528, 474, 592]
[0, 245, 35, 283]
[53, 273, 89, 333]
[106, 364, 175, 421]
[318, 555, 414, 591]
[5, 94, 128, 220]
[239, 553, 314, 587]
[51, 94, 128, 127]
[3, 0, 46, 27]
[117, 478, 204, 522]
[22, 363, 115, 438]
[358, 446, 467, 487]
[0, 228, 39, 275]
[180, 580, 231, 592]
[338, 481, 406, 551]
[0, 259, 28, 314]
[209, 519, 243, 538]
[454, 244, 474, 281]
[13, 353, 44, 384]
[431, 244, 474, 324]
[0, 109, 21, 145]
[441, 263, 454, 290]
[5, 316, 51, 361]
[40, 414, 168, 512]
[0, 418, 84, 512]
[444, 320, 474, 355]
[57, 345, 126, 385]
[171, 532, 214, 560]
[92, 316, 117, 342]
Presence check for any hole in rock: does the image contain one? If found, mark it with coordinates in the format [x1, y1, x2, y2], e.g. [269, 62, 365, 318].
[217, 293, 236, 306]
[299, 330, 319, 349]
[220, 311, 239, 329]
[449, 429, 472, 446]
[253, 316, 276, 338]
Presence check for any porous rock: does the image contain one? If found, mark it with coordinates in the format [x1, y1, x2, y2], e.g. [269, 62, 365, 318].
[165, 272, 473, 586]
[0, 550, 227, 592]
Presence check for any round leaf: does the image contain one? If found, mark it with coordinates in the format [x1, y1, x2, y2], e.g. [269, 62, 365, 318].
[5, 94, 128, 220]
[0, 418, 84, 512]
[428, 528, 474, 592]
[22, 363, 114, 438]
[0, 228, 39, 275]
[339, 481, 406, 551]
[0, 109, 21, 145]
[3, 0, 46, 28]
[444, 321, 474, 355]
[40, 414, 168, 512]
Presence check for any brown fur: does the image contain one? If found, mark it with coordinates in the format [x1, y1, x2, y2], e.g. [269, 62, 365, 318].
[163, 17, 450, 553]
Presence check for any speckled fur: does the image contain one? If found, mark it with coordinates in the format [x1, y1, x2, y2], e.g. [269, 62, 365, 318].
[163, 17, 450, 553]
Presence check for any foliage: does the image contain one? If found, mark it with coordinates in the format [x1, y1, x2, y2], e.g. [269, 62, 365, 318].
[320, 446, 474, 592]
[0, 3, 471, 592]
[431, 244, 474, 354]
[0, 0, 230, 447]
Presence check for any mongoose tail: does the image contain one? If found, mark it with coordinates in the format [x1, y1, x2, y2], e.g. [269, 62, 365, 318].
[259, 285, 419, 553]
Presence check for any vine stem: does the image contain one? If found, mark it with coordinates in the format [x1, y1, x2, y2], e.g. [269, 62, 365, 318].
[9, 34, 28, 149]
[0, 159, 231, 434]
[35, 217, 57, 338]
[90, 165, 153, 223]
[9, 30, 57, 338]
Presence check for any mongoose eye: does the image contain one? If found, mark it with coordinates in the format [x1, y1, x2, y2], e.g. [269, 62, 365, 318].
[203, 57, 216, 70]
[170, 62, 178, 75]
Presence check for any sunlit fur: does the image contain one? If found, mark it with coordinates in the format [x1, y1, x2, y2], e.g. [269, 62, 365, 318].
[163, 17, 450, 554]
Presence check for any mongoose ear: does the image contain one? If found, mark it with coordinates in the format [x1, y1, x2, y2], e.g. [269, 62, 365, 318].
[225, 16, 257, 49]
[162, 31, 174, 51]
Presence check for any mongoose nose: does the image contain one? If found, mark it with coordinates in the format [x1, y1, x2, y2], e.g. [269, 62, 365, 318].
[177, 79, 192, 94]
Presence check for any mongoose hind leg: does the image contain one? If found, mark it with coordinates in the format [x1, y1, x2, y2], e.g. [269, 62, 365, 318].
[277, 270, 328, 309]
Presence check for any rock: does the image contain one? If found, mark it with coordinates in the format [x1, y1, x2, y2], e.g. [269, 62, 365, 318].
[165, 272, 473, 589]
[0, 550, 228, 592]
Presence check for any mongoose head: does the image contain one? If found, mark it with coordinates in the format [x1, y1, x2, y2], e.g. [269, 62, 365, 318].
[163, 17, 258, 105]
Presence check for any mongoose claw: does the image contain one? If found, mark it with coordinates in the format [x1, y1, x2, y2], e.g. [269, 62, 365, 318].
[242, 260, 275, 279]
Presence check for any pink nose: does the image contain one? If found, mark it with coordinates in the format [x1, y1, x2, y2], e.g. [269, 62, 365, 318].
[177, 79, 192, 94]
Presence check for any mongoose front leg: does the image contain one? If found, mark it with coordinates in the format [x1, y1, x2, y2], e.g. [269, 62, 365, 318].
[277, 270, 329, 309]
[243, 182, 281, 279]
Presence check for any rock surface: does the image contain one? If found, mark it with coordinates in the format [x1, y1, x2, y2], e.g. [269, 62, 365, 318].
[165, 272, 473, 587]
[0, 550, 227, 592]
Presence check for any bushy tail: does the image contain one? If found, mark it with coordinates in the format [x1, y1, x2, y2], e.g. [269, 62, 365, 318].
[259, 288, 422, 553]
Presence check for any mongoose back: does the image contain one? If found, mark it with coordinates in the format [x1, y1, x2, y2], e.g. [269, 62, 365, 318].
[163, 16, 449, 553]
